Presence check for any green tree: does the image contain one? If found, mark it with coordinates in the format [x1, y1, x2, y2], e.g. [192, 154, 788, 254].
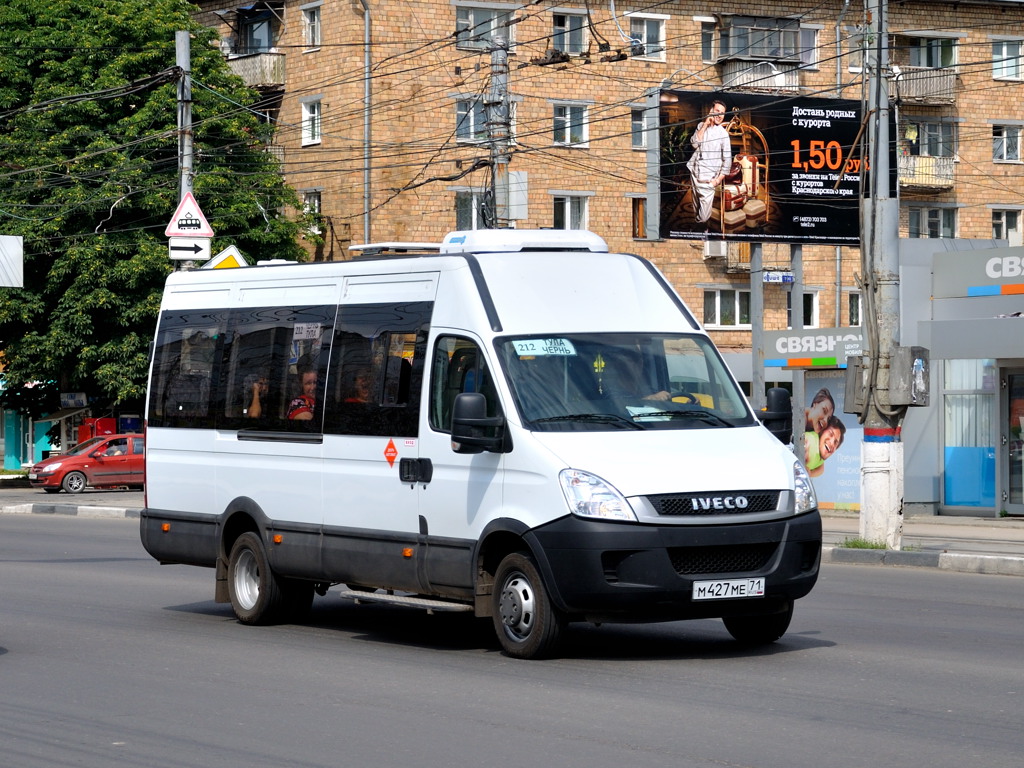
[0, 0, 304, 415]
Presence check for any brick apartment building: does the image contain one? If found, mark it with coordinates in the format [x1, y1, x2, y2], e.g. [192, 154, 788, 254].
[192, 0, 1024, 371]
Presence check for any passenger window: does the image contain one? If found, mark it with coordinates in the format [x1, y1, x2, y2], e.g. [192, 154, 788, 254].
[430, 336, 501, 433]
[219, 305, 335, 432]
[148, 311, 228, 429]
[322, 302, 431, 437]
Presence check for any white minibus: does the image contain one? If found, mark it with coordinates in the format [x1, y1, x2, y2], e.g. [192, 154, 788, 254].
[140, 229, 820, 658]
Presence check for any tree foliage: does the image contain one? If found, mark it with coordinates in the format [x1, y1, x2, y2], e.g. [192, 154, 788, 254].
[0, 0, 304, 414]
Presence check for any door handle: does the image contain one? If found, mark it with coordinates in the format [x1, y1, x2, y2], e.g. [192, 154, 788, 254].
[399, 457, 433, 486]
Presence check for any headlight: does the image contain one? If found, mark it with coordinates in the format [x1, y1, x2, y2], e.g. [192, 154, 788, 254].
[559, 469, 637, 522]
[41, 462, 64, 473]
[793, 460, 818, 513]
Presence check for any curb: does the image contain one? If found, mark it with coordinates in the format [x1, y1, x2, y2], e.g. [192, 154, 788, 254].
[823, 545, 1024, 577]
[1, 503, 140, 519]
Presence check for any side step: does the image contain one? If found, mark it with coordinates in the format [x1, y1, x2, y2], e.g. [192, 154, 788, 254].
[338, 588, 473, 614]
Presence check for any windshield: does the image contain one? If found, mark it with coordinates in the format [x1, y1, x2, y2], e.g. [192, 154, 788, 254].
[63, 437, 106, 456]
[496, 333, 756, 432]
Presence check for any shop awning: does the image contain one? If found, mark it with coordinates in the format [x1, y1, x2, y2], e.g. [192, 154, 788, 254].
[35, 407, 90, 423]
[919, 318, 1024, 360]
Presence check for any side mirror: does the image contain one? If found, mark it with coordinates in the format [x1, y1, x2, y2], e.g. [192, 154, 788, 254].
[451, 392, 507, 454]
[759, 387, 793, 445]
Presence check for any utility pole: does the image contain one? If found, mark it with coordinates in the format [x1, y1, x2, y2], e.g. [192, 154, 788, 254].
[175, 30, 193, 205]
[859, 0, 905, 548]
[485, 35, 511, 228]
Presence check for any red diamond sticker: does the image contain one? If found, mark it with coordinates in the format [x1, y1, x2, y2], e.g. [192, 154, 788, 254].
[384, 439, 398, 467]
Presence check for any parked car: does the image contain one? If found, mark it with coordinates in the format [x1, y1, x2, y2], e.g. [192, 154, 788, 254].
[28, 434, 145, 494]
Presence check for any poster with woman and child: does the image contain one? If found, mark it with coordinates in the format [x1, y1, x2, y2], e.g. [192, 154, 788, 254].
[803, 371, 862, 511]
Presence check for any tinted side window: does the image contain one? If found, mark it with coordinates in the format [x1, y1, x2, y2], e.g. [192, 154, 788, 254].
[322, 302, 432, 437]
[220, 305, 335, 433]
[148, 311, 228, 429]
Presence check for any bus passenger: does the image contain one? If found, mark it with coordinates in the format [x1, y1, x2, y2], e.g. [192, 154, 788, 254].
[288, 367, 318, 421]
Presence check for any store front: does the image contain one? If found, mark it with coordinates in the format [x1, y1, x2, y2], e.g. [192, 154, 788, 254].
[921, 246, 1024, 516]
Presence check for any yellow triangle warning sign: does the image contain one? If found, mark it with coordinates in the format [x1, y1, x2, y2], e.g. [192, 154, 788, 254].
[165, 192, 214, 237]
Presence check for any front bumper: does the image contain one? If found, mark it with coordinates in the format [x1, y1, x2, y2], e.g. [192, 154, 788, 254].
[526, 510, 821, 621]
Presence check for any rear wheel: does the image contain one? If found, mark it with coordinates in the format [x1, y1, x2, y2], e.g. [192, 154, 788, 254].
[227, 532, 286, 625]
[492, 552, 564, 659]
[61, 471, 87, 494]
[722, 600, 794, 646]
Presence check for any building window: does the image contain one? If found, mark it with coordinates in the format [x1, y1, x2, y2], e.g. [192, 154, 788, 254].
[552, 195, 587, 229]
[993, 209, 1023, 246]
[630, 109, 647, 149]
[942, 359, 996, 508]
[700, 20, 715, 62]
[720, 16, 800, 60]
[848, 291, 862, 327]
[844, 26, 866, 72]
[456, 6, 514, 50]
[455, 190, 487, 230]
[239, 10, 273, 54]
[993, 125, 1021, 162]
[703, 288, 751, 328]
[631, 197, 647, 239]
[553, 13, 585, 55]
[908, 207, 956, 238]
[301, 98, 322, 145]
[909, 37, 956, 69]
[302, 190, 322, 234]
[553, 103, 587, 146]
[993, 39, 1024, 80]
[456, 99, 487, 142]
[628, 16, 665, 60]
[787, 290, 819, 329]
[302, 3, 322, 49]
[799, 27, 819, 68]
[906, 121, 955, 157]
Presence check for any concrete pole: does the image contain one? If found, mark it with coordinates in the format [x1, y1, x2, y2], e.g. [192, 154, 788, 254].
[860, 0, 904, 548]
[175, 31, 193, 204]
[486, 37, 511, 228]
[791, 244, 805, 462]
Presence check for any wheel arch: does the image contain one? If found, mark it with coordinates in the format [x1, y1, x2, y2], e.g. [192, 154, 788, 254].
[214, 497, 271, 603]
[472, 517, 560, 616]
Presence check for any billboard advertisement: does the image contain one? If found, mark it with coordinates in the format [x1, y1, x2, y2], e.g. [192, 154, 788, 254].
[803, 370, 861, 511]
[659, 90, 893, 246]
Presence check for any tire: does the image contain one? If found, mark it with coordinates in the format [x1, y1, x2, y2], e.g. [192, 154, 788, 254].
[492, 552, 564, 660]
[723, 600, 794, 646]
[61, 471, 87, 494]
[227, 532, 286, 625]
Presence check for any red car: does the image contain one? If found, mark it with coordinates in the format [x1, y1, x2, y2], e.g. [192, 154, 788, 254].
[28, 434, 145, 494]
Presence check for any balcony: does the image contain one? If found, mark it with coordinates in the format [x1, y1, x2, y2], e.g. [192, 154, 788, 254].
[226, 52, 285, 90]
[898, 155, 955, 192]
[894, 67, 956, 105]
[720, 59, 800, 92]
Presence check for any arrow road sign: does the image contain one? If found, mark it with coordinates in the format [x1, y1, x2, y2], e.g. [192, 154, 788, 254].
[168, 237, 212, 261]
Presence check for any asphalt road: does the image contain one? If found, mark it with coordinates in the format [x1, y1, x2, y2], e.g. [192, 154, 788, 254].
[1, 513, 1022, 768]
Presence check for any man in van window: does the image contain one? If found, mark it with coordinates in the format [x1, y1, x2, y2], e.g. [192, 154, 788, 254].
[601, 350, 671, 401]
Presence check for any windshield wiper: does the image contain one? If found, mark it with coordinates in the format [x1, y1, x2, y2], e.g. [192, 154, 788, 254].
[532, 413, 643, 430]
[631, 409, 734, 427]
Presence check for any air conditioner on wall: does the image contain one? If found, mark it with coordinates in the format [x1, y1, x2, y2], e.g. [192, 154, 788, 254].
[703, 240, 727, 260]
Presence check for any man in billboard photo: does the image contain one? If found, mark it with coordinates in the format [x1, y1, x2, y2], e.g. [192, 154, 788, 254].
[686, 99, 731, 227]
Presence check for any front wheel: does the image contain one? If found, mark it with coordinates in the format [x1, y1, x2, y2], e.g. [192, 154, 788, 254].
[722, 600, 794, 646]
[227, 532, 286, 625]
[492, 552, 564, 659]
[61, 471, 87, 494]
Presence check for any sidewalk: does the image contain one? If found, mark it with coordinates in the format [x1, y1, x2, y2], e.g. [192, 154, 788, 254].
[3, 494, 1024, 577]
[822, 511, 1024, 577]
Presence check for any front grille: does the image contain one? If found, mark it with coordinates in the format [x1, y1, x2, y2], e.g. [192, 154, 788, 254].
[649, 491, 780, 516]
[668, 543, 778, 576]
